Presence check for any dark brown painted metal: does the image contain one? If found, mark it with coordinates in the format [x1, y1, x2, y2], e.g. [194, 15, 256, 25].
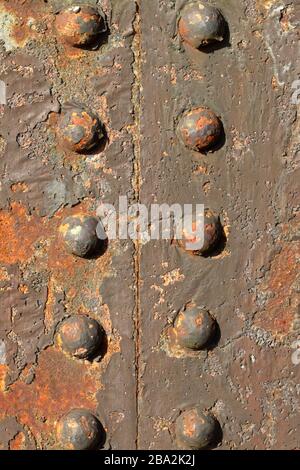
[137, 0, 300, 450]
[0, 0, 137, 450]
[0, 0, 299, 451]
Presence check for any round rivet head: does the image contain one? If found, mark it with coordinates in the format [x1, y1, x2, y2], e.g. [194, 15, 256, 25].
[55, 5, 106, 47]
[56, 409, 104, 450]
[56, 315, 104, 360]
[178, 209, 222, 256]
[59, 214, 104, 258]
[178, 107, 223, 152]
[175, 408, 220, 450]
[174, 307, 216, 350]
[178, 2, 226, 49]
[58, 106, 104, 153]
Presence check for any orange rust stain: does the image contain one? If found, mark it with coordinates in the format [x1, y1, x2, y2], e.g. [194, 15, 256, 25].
[182, 411, 197, 438]
[193, 165, 208, 175]
[0, 365, 9, 392]
[0, 203, 46, 264]
[11, 20, 31, 46]
[9, 431, 25, 450]
[178, 18, 191, 45]
[195, 314, 204, 327]
[256, 0, 279, 10]
[0, 200, 115, 443]
[57, 46, 85, 62]
[18, 284, 29, 294]
[1, 0, 47, 46]
[0, 267, 9, 282]
[11, 182, 29, 193]
[44, 277, 59, 334]
[0, 348, 100, 438]
[255, 228, 300, 337]
[202, 181, 211, 194]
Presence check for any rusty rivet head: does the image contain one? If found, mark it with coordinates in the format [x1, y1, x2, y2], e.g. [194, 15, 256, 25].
[55, 5, 107, 47]
[56, 315, 104, 360]
[59, 214, 105, 258]
[56, 409, 104, 450]
[177, 209, 222, 256]
[178, 107, 223, 152]
[175, 408, 220, 450]
[58, 105, 104, 153]
[178, 2, 226, 49]
[174, 307, 216, 350]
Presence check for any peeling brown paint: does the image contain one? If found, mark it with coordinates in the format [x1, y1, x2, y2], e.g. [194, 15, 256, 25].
[0, 0, 299, 451]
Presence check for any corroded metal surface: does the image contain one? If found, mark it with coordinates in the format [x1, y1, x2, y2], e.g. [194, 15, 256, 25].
[138, 0, 300, 450]
[0, 0, 137, 450]
[177, 107, 224, 152]
[0, 0, 299, 451]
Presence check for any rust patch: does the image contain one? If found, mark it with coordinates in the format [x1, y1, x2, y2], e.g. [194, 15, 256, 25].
[9, 431, 25, 450]
[254, 222, 300, 337]
[0, 365, 9, 392]
[0, 302, 120, 446]
[0, 202, 46, 264]
[0, 0, 49, 50]
[0, 348, 99, 444]
[11, 182, 29, 193]
[161, 268, 185, 286]
[182, 410, 197, 438]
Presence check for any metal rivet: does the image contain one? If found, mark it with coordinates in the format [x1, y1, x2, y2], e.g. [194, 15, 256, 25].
[59, 214, 105, 258]
[56, 315, 104, 360]
[173, 307, 216, 350]
[56, 409, 104, 450]
[58, 106, 104, 153]
[178, 2, 226, 49]
[175, 407, 221, 450]
[55, 6, 106, 47]
[178, 107, 223, 152]
[177, 209, 222, 256]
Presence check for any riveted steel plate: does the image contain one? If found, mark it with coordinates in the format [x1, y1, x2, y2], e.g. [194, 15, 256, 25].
[137, 0, 300, 450]
[0, 0, 137, 450]
[0, 0, 299, 451]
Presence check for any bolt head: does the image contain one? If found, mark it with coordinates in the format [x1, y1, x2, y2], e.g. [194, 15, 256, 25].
[178, 2, 226, 49]
[177, 209, 222, 256]
[59, 214, 103, 258]
[175, 408, 220, 450]
[56, 315, 104, 360]
[174, 307, 216, 350]
[56, 409, 104, 450]
[178, 107, 223, 152]
[58, 106, 103, 153]
[55, 5, 106, 47]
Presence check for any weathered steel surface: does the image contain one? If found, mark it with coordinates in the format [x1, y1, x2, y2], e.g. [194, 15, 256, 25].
[0, 0, 137, 450]
[138, 0, 300, 450]
[0, 0, 299, 451]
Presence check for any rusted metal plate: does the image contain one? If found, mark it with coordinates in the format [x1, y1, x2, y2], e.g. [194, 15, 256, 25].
[0, 0, 137, 450]
[138, 0, 300, 450]
[0, 0, 299, 451]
